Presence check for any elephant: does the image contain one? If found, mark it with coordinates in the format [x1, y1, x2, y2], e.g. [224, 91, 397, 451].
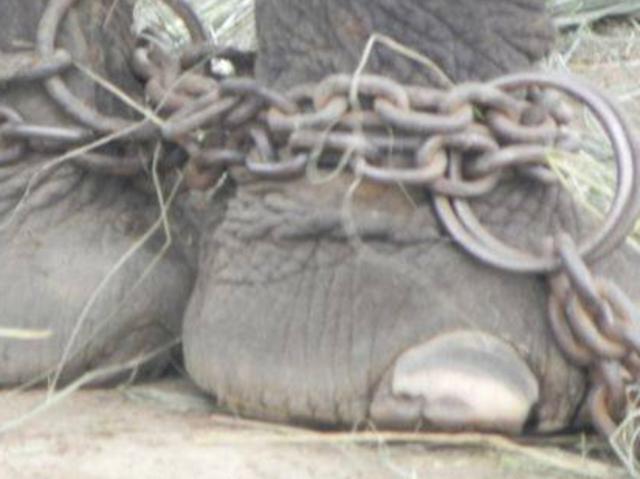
[1, 0, 639, 437]
[0, 0, 195, 385]
[183, 0, 640, 435]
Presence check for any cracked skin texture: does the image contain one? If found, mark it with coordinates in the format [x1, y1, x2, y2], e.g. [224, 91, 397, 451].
[184, 0, 640, 433]
[0, 0, 195, 385]
[255, 0, 555, 89]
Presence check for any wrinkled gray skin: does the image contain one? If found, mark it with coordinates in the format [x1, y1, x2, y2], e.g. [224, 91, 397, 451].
[3, 0, 640, 435]
[0, 0, 194, 385]
[184, 0, 640, 434]
[255, 0, 556, 88]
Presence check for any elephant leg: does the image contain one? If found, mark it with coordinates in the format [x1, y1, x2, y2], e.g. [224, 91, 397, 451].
[255, 0, 555, 89]
[183, 175, 632, 433]
[0, 0, 196, 385]
[182, 0, 640, 433]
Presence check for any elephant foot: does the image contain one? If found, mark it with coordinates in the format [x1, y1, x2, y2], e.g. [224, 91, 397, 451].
[0, 170, 196, 386]
[0, 0, 198, 387]
[183, 176, 601, 433]
[370, 331, 539, 434]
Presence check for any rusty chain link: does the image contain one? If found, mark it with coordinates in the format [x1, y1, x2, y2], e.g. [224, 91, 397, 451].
[3, 0, 640, 443]
[0, 49, 72, 88]
[548, 233, 640, 439]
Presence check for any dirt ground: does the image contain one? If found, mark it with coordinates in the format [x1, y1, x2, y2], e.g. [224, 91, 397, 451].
[0, 379, 627, 479]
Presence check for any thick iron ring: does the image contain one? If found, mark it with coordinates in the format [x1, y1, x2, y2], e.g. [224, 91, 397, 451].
[434, 72, 640, 274]
[36, 0, 210, 139]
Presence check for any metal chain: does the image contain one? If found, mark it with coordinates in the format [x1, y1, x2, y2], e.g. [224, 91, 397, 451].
[548, 233, 640, 438]
[3, 0, 640, 442]
[0, 49, 72, 88]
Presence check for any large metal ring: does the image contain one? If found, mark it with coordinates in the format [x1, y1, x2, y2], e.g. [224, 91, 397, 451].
[434, 72, 640, 274]
[37, 0, 210, 139]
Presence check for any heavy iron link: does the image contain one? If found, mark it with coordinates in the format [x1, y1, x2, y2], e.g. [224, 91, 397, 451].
[548, 233, 640, 439]
[0, 49, 72, 88]
[3, 0, 640, 444]
[434, 73, 640, 274]
[34, 0, 211, 139]
[155, 71, 575, 190]
[0, 0, 212, 168]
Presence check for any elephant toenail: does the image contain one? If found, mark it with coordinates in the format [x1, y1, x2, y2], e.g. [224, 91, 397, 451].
[371, 330, 539, 434]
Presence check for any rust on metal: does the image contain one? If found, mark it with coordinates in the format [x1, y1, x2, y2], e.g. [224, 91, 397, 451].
[0, 49, 72, 87]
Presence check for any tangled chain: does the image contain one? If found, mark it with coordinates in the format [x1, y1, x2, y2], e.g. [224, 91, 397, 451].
[2, 0, 640, 441]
